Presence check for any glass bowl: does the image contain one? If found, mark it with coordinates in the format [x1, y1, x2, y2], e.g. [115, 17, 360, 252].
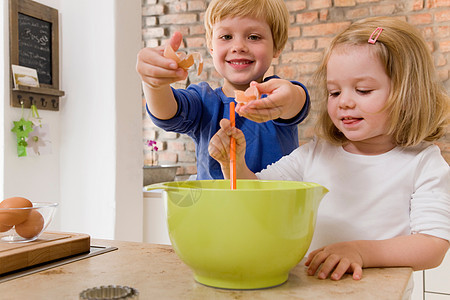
[0, 202, 58, 243]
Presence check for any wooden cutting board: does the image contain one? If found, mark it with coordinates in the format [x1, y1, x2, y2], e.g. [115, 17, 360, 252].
[0, 231, 90, 275]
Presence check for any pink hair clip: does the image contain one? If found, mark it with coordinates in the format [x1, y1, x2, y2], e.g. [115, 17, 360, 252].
[368, 27, 383, 44]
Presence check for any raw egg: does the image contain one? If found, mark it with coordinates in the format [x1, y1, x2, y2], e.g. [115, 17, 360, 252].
[0, 197, 33, 226]
[15, 210, 44, 239]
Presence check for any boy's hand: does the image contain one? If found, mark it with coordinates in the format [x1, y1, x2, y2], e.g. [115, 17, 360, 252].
[236, 79, 306, 123]
[208, 119, 246, 178]
[136, 31, 188, 89]
[305, 241, 364, 281]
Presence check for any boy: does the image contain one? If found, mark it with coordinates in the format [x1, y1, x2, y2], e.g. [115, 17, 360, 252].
[136, 0, 310, 179]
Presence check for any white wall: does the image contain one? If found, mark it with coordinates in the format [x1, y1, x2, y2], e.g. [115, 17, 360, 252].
[1, 0, 63, 231]
[1, 0, 143, 241]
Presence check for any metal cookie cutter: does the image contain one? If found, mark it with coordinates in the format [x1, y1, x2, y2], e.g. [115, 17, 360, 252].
[79, 285, 139, 300]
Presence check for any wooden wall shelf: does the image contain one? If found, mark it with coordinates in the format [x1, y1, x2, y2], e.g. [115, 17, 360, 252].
[9, 0, 63, 111]
[13, 85, 65, 96]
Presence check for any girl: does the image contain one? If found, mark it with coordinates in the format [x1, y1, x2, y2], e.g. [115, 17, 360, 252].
[208, 16, 449, 281]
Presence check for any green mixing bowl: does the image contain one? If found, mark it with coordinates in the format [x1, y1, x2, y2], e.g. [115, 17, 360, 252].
[146, 180, 328, 290]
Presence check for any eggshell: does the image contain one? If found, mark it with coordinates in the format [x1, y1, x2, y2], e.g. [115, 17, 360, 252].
[191, 52, 203, 76]
[15, 210, 44, 239]
[235, 90, 255, 103]
[235, 86, 260, 104]
[163, 44, 181, 63]
[177, 54, 194, 69]
[163, 44, 203, 75]
[0, 197, 33, 226]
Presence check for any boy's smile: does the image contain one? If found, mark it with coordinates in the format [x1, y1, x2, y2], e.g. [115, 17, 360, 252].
[227, 59, 254, 70]
[210, 16, 280, 96]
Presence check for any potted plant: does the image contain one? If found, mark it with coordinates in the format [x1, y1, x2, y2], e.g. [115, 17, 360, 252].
[143, 139, 178, 185]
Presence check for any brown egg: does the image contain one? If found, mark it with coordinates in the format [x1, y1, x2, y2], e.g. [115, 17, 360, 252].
[0, 197, 33, 226]
[15, 210, 44, 239]
[0, 223, 13, 232]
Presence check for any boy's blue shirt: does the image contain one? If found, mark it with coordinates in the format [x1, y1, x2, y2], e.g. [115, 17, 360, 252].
[147, 75, 310, 180]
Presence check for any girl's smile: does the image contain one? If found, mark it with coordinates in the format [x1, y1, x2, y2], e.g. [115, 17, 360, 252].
[341, 116, 363, 127]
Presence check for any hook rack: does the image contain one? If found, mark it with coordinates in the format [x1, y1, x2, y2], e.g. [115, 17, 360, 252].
[11, 85, 64, 111]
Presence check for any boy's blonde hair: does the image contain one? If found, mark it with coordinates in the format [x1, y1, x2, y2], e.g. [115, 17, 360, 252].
[204, 0, 289, 54]
[312, 16, 449, 147]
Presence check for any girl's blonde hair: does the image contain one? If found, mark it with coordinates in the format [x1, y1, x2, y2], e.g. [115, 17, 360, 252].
[204, 0, 289, 54]
[312, 16, 449, 147]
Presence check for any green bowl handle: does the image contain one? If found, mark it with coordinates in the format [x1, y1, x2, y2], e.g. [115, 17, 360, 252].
[145, 183, 168, 191]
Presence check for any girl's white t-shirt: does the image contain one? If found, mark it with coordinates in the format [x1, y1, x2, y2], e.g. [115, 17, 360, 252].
[257, 138, 450, 252]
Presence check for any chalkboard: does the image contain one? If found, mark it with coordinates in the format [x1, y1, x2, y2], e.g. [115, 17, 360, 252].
[18, 13, 52, 85]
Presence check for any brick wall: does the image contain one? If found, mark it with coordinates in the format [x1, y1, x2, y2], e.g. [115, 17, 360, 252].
[141, 0, 450, 179]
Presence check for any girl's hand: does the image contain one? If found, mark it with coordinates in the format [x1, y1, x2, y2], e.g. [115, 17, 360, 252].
[136, 31, 188, 89]
[236, 79, 306, 122]
[208, 118, 247, 178]
[305, 241, 364, 281]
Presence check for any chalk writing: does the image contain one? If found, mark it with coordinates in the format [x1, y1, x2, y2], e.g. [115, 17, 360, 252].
[18, 13, 52, 85]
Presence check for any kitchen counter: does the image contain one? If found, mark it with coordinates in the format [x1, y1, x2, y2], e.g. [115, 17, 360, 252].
[0, 239, 413, 299]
